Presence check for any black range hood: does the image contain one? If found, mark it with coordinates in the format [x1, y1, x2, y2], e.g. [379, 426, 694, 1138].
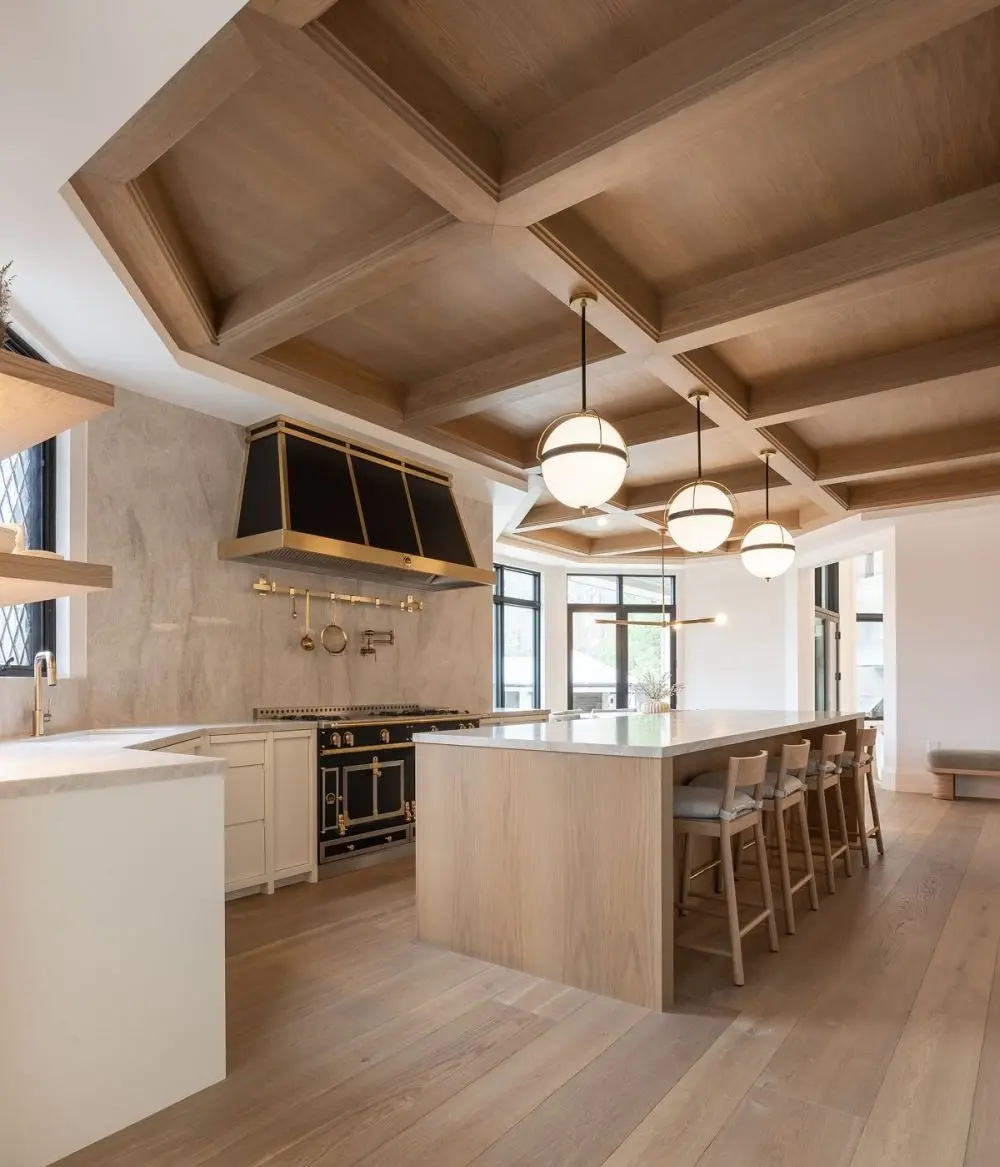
[218, 418, 494, 590]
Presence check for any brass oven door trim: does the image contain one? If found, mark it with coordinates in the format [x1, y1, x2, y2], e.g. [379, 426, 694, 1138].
[320, 764, 340, 835]
[342, 757, 406, 827]
[321, 743, 414, 756]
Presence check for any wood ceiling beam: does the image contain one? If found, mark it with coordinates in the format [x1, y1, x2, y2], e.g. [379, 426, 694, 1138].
[71, 170, 216, 350]
[84, 22, 260, 182]
[493, 212, 666, 353]
[495, 0, 1000, 225]
[233, 8, 499, 222]
[506, 528, 594, 557]
[659, 185, 1000, 352]
[404, 331, 623, 427]
[818, 421, 1000, 485]
[589, 531, 668, 558]
[749, 327, 1000, 424]
[247, 0, 342, 27]
[588, 510, 801, 557]
[515, 494, 630, 533]
[625, 462, 781, 513]
[848, 463, 1000, 511]
[662, 349, 848, 514]
[214, 211, 482, 360]
[613, 401, 703, 448]
[498, 211, 844, 514]
[427, 416, 533, 471]
[227, 338, 404, 427]
[515, 502, 597, 533]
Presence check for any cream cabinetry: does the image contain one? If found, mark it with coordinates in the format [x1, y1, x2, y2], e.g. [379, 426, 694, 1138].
[156, 728, 316, 895]
[271, 730, 314, 878]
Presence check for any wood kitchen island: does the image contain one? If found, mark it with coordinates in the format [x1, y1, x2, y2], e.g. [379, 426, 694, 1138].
[414, 711, 863, 1011]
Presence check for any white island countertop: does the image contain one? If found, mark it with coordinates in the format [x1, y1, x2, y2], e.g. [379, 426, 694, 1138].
[414, 709, 864, 759]
[0, 721, 316, 799]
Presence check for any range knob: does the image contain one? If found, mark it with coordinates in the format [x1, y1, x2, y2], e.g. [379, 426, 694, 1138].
[430, 725, 439, 732]
[344, 731, 354, 747]
[380, 727, 390, 744]
[330, 732, 342, 748]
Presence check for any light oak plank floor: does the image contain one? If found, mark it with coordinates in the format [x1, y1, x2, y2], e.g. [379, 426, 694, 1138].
[58, 793, 1000, 1167]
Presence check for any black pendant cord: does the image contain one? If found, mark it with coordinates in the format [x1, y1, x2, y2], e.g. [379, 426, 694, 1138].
[660, 528, 666, 624]
[580, 297, 588, 413]
[764, 453, 770, 521]
[695, 394, 703, 478]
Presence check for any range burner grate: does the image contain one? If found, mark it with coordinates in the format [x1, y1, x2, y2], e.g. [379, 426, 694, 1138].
[255, 703, 467, 723]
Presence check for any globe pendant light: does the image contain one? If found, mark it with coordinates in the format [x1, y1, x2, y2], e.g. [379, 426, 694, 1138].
[537, 292, 628, 509]
[741, 448, 795, 580]
[665, 389, 736, 553]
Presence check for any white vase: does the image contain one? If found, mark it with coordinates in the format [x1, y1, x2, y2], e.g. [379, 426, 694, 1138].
[638, 699, 671, 714]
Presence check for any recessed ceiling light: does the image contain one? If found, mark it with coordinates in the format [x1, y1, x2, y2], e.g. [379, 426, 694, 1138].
[595, 515, 610, 528]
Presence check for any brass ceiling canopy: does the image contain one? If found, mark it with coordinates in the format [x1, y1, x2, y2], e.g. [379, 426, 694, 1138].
[219, 418, 495, 590]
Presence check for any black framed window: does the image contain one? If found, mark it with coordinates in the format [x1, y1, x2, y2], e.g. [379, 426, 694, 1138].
[813, 563, 840, 713]
[854, 550, 884, 720]
[493, 565, 541, 709]
[0, 330, 56, 676]
[567, 574, 677, 711]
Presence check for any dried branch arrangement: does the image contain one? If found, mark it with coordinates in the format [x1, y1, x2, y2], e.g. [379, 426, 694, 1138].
[0, 261, 13, 347]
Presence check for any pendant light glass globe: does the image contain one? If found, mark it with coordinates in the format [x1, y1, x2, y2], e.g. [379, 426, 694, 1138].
[666, 480, 736, 553]
[539, 413, 628, 509]
[740, 520, 796, 580]
[536, 290, 629, 510]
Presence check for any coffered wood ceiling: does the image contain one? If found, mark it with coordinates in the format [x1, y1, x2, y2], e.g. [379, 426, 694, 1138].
[71, 0, 1000, 560]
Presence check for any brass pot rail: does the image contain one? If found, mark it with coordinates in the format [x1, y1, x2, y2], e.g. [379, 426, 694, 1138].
[252, 574, 423, 613]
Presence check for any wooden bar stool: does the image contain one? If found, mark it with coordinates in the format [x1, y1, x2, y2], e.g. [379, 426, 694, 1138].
[693, 739, 819, 934]
[674, 750, 779, 986]
[806, 730, 853, 894]
[761, 739, 820, 933]
[843, 726, 885, 867]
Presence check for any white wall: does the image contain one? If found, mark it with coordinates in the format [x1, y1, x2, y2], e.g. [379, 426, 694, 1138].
[677, 558, 791, 710]
[893, 502, 1000, 793]
[500, 500, 1000, 800]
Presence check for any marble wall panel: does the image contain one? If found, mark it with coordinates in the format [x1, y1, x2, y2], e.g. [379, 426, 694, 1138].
[0, 390, 493, 737]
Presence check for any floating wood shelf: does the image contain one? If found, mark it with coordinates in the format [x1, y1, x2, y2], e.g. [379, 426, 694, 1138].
[0, 553, 113, 606]
[0, 350, 114, 461]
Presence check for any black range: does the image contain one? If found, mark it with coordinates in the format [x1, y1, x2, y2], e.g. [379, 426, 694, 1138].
[255, 705, 479, 864]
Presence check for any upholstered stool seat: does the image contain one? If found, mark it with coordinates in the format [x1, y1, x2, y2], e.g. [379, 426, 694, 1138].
[674, 784, 759, 821]
[690, 769, 804, 802]
[692, 740, 818, 934]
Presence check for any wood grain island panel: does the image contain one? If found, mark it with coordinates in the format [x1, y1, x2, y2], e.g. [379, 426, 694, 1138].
[415, 710, 863, 1009]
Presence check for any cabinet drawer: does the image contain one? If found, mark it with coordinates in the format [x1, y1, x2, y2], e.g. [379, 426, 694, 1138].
[208, 737, 266, 769]
[225, 821, 265, 884]
[224, 764, 265, 826]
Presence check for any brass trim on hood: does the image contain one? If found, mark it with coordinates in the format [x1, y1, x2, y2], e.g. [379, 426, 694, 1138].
[218, 528, 495, 588]
[224, 416, 494, 590]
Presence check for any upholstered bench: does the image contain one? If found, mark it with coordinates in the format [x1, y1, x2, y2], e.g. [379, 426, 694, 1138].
[928, 749, 1000, 800]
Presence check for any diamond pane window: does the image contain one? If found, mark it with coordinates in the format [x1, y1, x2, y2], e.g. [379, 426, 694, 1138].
[0, 330, 56, 675]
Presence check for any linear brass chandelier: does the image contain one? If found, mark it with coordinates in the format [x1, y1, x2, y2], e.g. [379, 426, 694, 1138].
[595, 529, 726, 628]
[537, 291, 629, 509]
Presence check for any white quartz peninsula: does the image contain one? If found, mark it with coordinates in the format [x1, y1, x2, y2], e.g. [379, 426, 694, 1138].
[0, 729, 239, 1167]
[414, 710, 863, 1011]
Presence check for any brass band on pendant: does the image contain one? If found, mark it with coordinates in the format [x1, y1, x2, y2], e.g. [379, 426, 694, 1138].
[538, 442, 630, 463]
